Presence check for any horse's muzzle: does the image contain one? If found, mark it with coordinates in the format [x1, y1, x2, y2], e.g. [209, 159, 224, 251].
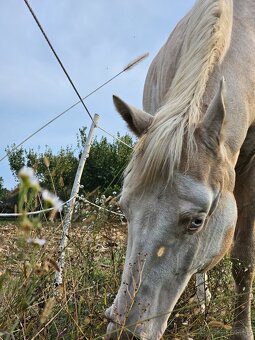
[105, 322, 140, 340]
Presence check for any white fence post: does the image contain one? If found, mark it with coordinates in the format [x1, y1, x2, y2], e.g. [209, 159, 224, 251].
[55, 114, 100, 286]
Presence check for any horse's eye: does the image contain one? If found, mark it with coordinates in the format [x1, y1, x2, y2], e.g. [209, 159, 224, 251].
[188, 217, 204, 231]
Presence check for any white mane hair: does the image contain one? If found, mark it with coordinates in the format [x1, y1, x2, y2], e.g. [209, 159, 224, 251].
[126, 0, 233, 187]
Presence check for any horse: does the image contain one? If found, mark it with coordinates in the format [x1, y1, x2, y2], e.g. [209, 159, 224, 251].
[106, 0, 255, 338]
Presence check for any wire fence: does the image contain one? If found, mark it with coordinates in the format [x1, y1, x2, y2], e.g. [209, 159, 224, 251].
[0, 0, 132, 291]
[0, 54, 144, 162]
[0, 195, 75, 218]
[0, 1, 137, 217]
[77, 195, 124, 218]
[0, 193, 124, 218]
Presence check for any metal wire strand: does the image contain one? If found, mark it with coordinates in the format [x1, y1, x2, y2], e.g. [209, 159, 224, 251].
[23, 0, 93, 121]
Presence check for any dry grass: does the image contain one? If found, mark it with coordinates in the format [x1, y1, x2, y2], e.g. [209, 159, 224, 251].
[0, 215, 254, 339]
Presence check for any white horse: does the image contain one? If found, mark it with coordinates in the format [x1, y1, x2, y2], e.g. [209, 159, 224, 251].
[106, 0, 255, 339]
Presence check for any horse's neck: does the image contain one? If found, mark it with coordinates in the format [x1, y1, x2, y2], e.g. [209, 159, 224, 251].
[143, 0, 255, 158]
[221, 0, 255, 153]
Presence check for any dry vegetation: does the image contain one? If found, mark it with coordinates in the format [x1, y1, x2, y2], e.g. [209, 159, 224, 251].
[0, 205, 254, 340]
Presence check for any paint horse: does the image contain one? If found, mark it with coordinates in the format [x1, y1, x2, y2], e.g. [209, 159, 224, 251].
[106, 0, 255, 338]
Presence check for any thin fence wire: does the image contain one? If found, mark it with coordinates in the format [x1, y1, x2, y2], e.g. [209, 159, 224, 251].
[23, 0, 93, 121]
[0, 195, 124, 218]
[0, 195, 76, 218]
[97, 126, 134, 150]
[77, 195, 124, 218]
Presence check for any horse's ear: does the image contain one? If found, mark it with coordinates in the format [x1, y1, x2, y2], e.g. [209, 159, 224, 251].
[113, 95, 153, 137]
[201, 78, 226, 148]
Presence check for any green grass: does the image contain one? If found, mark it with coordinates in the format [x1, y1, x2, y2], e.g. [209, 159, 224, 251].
[0, 217, 254, 339]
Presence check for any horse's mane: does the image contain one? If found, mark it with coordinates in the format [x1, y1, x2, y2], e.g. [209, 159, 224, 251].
[125, 0, 233, 187]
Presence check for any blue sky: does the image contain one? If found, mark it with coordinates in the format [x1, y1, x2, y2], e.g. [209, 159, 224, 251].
[0, 0, 195, 189]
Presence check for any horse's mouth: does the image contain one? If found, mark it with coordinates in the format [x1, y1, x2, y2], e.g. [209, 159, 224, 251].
[105, 309, 141, 339]
[106, 322, 141, 340]
[105, 309, 120, 326]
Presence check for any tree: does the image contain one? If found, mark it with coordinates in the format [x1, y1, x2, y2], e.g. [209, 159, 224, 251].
[0, 177, 9, 202]
[78, 128, 134, 195]
[6, 145, 25, 178]
[6, 129, 134, 200]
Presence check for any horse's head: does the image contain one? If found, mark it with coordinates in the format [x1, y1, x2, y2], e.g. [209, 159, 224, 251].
[106, 81, 237, 339]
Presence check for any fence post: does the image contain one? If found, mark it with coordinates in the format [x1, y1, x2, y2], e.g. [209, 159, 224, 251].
[55, 114, 100, 287]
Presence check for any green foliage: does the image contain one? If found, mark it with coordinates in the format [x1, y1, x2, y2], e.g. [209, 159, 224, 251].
[0, 177, 9, 201]
[6, 146, 25, 178]
[79, 128, 134, 196]
[6, 128, 134, 201]
[6, 146, 77, 201]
